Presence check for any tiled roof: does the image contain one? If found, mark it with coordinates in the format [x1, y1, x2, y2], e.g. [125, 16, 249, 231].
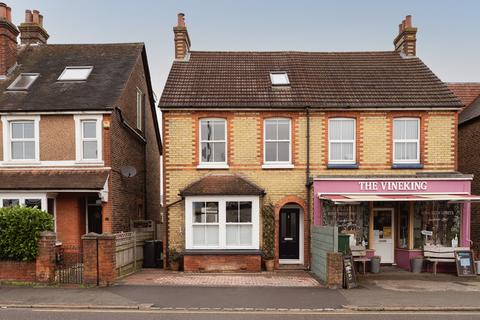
[459, 96, 480, 125]
[447, 83, 480, 108]
[180, 174, 265, 196]
[159, 51, 463, 109]
[0, 43, 143, 112]
[0, 170, 109, 190]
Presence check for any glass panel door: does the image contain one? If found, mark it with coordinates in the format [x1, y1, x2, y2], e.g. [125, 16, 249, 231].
[373, 209, 394, 264]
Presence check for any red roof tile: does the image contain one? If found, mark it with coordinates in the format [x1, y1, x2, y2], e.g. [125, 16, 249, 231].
[159, 51, 462, 109]
[447, 83, 480, 108]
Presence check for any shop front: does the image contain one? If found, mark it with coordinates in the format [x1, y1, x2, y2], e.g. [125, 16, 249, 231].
[313, 174, 480, 271]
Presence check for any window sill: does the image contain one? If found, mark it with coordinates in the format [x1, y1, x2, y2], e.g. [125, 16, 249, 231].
[0, 161, 41, 166]
[184, 249, 262, 255]
[262, 163, 294, 169]
[197, 164, 229, 170]
[392, 163, 423, 169]
[75, 160, 105, 166]
[327, 163, 359, 169]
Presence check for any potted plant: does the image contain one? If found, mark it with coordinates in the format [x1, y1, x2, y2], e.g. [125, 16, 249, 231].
[262, 202, 275, 271]
[169, 248, 183, 271]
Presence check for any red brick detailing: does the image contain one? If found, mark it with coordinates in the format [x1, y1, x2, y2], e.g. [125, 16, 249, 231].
[326, 252, 343, 289]
[0, 231, 56, 283]
[274, 195, 309, 269]
[55, 193, 86, 248]
[35, 231, 56, 283]
[184, 254, 261, 272]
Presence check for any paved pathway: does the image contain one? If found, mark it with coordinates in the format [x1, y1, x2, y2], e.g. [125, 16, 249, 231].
[117, 269, 320, 287]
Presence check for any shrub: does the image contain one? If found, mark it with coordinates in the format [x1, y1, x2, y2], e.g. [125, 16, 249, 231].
[262, 202, 275, 260]
[0, 206, 54, 261]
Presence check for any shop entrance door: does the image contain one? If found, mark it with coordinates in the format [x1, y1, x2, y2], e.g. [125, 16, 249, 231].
[373, 208, 394, 264]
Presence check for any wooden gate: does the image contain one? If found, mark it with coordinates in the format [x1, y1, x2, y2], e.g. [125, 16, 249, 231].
[115, 231, 153, 278]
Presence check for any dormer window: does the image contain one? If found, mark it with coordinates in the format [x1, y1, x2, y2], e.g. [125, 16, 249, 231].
[58, 66, 93, 81]
[7, 73, 39, 91]
[270, 72, 290, 86]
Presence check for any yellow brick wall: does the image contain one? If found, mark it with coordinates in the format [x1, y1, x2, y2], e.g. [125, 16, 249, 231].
[425, 113, 456, 168]
[163, 110, 457, 250]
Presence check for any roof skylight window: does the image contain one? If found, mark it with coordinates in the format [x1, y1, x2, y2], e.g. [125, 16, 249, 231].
[270, 72, 290, 86]
[58, 66, 93, 81]
[7, 73, 40, 91]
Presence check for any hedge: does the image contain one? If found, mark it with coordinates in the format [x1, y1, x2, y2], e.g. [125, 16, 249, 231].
[0, 206, 54, 261]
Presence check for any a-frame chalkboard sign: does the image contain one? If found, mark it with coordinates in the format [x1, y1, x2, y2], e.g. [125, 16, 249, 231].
[455, 250, 476, 277]
[343, 255, 358, 289]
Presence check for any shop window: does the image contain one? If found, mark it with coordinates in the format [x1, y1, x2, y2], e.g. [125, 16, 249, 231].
[413, 201, 460, 248]
[398, 202, 409, 249]
[322, 201, 369, 246]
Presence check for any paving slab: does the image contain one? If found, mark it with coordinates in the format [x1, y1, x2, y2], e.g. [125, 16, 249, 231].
[117, 269, 320, 287]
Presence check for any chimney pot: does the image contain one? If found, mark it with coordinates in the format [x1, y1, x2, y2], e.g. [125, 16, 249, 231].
[5, 5, 10, 21]
[405, 15, 412, 28]
[0, 3, 7, 20]
[177, 13, 185, 27]
[32, 9, 40, 24]
[25, 10, 33, 23]
[39, 14, 43, 27]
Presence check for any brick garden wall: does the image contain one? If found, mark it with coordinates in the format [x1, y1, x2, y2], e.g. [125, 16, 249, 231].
[0, 261, 36, 282]
[163, 110, 457, 269]
[184, 254, 261, 272]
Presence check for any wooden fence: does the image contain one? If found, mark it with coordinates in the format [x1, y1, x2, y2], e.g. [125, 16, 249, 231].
[115, 231, 153, 278]
[311, 226, 338, 282]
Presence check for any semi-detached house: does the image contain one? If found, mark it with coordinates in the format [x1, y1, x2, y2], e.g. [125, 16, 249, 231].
[160, 13, 480, 272]
[0, 4, 162, 258]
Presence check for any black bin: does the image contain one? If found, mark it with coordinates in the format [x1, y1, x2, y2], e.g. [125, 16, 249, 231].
[153, 240, 163, 268]
[143, 240, 156, 268]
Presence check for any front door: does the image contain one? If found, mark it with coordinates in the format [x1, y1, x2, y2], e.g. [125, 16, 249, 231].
[373, 208, 394, 264]
[87, 202, 103, 234]
[279, 207, 300, 260]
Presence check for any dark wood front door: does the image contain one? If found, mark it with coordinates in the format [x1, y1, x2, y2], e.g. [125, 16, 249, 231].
[87, 204, 103, 234]
[279, 207, 300, 260]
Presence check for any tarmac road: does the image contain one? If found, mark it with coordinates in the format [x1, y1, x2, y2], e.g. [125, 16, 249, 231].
[2, 309, 480, 320]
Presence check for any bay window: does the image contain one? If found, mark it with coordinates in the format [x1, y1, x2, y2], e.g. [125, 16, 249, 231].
[186, 196, 259, 250]
[328, 118, 356, 164]
[199, 119, 227, 167]
[393, 118, 420, 164]
[264, 118, 291, 167]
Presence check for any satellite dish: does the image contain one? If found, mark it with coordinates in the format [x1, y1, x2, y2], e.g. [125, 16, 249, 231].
[120, 166, 137, 178]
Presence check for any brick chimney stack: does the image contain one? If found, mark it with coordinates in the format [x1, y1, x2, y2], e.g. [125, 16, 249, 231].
[393, 15, 417, 57]
[18, 8, 49, 45]
[173, 13, 191, 60]
[0, 2, 19, 77]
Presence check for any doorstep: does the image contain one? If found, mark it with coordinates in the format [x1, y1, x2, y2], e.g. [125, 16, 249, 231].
[117, 269, 320, 287]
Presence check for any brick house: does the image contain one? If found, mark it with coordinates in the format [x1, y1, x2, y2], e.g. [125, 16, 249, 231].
[160, 14, 479, 272]
[0, 4, 162, 253]
[452, 83, 480, 253]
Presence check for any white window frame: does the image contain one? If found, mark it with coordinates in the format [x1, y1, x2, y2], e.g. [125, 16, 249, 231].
[185, 196, 260, 250]
[0, 193, 47, 210]
[74, 114, 103, 163]
[136, 87, 143, 130]
[393, 117, 420, 164]
[270, 72, 290, 86]
[7, 73, 40, 90]
[58, 66, 93, 81]
[198, 118, 228, 169]
[263, 118, 293, 169]
[1, 115, 40, 164]
[328, 118, 356, 165]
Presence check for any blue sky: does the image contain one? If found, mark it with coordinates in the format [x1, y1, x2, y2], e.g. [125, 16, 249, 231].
[8, 0, 480, 98]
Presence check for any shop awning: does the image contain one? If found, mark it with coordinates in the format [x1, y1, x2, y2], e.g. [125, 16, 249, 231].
[318, 193, 480, 204]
